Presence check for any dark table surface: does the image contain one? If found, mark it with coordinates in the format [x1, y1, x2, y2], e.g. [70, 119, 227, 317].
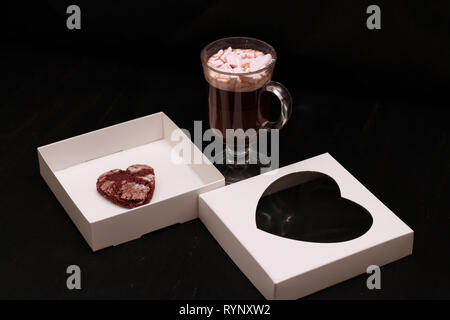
[1, 43, 449, 300]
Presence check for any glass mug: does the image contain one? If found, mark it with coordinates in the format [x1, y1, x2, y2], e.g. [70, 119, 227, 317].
[201, 37, 292, 181]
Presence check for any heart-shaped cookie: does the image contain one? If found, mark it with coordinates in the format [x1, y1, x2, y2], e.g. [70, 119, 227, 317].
[96, 164, 155, 208]
[256, 171, 372, 243]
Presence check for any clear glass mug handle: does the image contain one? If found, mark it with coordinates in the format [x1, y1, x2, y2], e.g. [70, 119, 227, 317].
[261, 81, 292, 130]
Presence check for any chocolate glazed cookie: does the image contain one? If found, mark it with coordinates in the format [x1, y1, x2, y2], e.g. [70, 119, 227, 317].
[96, 164, 155, 208]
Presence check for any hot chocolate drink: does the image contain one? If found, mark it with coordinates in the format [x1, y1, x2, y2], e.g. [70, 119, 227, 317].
[204, 47, 275, 139]
[201, 37, 292, 181]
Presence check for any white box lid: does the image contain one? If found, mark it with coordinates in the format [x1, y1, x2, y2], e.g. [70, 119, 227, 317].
[199, 153, 413, 299]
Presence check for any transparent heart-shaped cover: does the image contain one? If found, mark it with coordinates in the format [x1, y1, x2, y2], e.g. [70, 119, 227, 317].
[256, 171, 373, 243]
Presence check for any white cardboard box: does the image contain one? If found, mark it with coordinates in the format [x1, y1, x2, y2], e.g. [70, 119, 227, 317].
[199, 153, 413, 299]
[38, 112, 224, 251]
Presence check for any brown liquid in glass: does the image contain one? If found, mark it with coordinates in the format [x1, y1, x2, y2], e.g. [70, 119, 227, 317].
[207, 83, 270, 138]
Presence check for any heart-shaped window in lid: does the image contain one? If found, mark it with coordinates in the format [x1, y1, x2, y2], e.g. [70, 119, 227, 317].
[256, 171, 373, 243]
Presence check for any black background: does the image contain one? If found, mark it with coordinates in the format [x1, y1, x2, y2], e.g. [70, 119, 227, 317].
[1, 0, 449, 299]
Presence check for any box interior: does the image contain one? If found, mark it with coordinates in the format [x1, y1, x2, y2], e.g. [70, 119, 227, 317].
[39, 112, 223, 223]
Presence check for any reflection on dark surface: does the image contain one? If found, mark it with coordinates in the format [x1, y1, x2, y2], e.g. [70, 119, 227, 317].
[256, 172, 373, 243]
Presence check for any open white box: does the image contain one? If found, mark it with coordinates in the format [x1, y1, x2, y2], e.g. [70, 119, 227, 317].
[199, 153, 414, 299]
[38, 112, 224, 251]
